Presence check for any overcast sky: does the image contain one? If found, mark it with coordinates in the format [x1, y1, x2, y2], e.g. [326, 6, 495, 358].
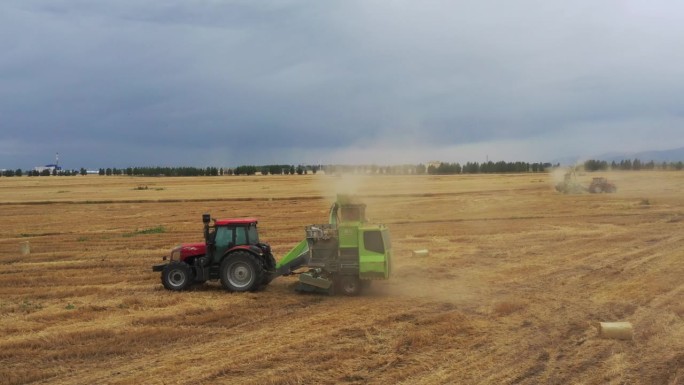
[1, 0, 683, 169]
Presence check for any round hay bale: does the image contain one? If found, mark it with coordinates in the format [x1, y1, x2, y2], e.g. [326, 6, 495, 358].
[598, 322, 633, 340]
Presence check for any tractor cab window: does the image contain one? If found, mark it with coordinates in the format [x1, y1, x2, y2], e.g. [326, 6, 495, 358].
[215, 226, 234, 249]
[235, 226, 247, 245]
[247, 224, 259, 244]
[363, 230, 385, 254]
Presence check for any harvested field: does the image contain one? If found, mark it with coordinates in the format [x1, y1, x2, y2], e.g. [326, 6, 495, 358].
[1, 172, 683, 385]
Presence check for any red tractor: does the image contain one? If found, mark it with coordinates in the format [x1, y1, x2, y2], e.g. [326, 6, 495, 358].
[152, 214, 276, 292]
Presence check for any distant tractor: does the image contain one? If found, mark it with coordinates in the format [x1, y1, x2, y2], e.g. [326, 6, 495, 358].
[152, 195, 392, 295]
[588, 177, 617, 193]
[555, 169, 617, 195]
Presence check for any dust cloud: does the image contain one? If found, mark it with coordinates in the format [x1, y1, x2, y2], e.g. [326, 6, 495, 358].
[550, 167, 570, 185]
[314, 173, 370, 200]
[368, 270, 484, 306]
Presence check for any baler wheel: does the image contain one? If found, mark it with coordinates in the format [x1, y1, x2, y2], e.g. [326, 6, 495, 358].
[220, 251, 264, 292]
[161, 261, 192, 291]
[337, 275, 362, 296]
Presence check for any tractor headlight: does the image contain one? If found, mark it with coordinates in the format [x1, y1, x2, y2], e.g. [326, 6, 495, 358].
[170, 246, 181, 261]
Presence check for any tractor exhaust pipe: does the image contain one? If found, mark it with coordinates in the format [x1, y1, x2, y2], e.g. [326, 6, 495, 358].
[203, 213, 211, 242]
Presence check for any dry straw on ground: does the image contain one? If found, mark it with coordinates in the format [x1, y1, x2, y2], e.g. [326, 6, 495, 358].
[0, 172, 683, 384]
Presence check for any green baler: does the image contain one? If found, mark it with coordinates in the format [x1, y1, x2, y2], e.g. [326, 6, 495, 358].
[272, 194, 392, 295]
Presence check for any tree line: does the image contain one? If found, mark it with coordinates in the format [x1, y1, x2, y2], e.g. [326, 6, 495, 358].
[427, 161, 550, 175]
[97, 167, 222, 176]
[93, 165, 319, 176]
[3, 159, 683, 177]
[584, 159, 684, 171]
[1, 168, 87, 177]
[233, 164, 319, 175]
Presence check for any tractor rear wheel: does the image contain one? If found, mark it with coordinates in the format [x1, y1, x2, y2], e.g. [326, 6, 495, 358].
[337, 275, 362, 296]
[161, 261, 192, 291]
[220, 251, 264, 292]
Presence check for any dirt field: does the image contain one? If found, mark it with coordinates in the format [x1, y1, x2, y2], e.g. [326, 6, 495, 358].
[1, 172, 682, 384]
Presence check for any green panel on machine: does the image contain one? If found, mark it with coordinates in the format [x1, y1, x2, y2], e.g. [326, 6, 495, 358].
[338, 225, 359, 248]
[275, 239, 309, 272]
[359, 226, 391, 279]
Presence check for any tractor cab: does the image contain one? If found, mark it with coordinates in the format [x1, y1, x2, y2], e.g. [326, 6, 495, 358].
[203, 215, 262, 263]
[588, 177, 617, 193]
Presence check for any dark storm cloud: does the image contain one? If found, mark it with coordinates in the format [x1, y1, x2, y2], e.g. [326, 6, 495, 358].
[1, 0, 684, 168]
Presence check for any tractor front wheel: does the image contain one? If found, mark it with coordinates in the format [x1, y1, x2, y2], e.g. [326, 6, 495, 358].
[161, 261, 192, 291]
[220, 252, 264, 292]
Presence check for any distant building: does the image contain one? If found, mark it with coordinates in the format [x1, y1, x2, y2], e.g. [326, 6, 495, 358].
[34, 153, 62, 174]
[34, 164, 62, 174]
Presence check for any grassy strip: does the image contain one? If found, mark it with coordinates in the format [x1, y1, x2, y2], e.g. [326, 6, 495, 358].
[123, 226, 166, 237]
